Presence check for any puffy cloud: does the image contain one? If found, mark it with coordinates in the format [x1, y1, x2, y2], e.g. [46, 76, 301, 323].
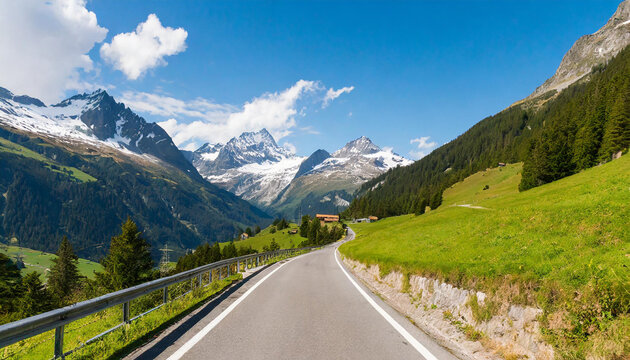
[130, 80, 318, 149]
[0, 0, 108, 102]
[409, 136, 438, 159]
[323, 86, 354, 107]
[101, 14, 187, 80]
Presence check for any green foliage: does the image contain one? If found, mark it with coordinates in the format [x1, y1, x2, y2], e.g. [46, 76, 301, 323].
[0, 253, 21, 316]
[221, 241, 238, 260]
[175, 242, 222, 272]
[47, 236, 81, 306]
[96, 218, 154, 291]
[270, 227, 276, 234]
[17, 272, 51, 318]
[245, 227, 253, 237]
[255, 226, 261, 234]
[263, 239, 280, 252]
[299, 215, 310, 237]
[301, 218, 344, 247]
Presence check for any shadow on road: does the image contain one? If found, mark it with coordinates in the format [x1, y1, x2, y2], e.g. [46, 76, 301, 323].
[117, 265, 273, 360]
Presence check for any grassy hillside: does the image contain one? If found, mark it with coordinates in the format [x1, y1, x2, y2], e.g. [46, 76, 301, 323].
[345, 44, 630, 219]
[222, 223, 307, 252]
[0, 137, 96, 183]
[0, 245, 102, 280]
[340, 155, 629, 357]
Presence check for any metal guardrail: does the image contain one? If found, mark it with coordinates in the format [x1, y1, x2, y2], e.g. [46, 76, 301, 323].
[0, 247, 313, 358]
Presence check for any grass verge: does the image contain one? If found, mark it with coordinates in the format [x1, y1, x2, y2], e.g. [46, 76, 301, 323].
[340, 157, 629, 357]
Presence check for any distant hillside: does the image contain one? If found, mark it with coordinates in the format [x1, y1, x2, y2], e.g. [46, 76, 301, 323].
[0, 88, 271, 261]
[345, 42, 630, 219]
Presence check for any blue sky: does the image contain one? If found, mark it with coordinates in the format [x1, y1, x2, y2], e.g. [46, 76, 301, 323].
[0, 0, 623, 158]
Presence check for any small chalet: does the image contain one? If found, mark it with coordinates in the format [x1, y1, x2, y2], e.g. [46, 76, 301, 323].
[288, 229, 298, 235]
[240, 233, 249, 240]
[368, 216, 378, 222]
[316, 214, 339, 226]
[498, 162, 506, 167]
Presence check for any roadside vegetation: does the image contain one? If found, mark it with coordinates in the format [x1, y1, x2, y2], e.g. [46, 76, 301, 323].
[340, 156, 629, 358]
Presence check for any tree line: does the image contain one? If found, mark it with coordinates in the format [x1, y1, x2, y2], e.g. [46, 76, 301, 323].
[0, 217, 155, 324]
[298, 216, 346, 247]
[344, 44, 630, 219]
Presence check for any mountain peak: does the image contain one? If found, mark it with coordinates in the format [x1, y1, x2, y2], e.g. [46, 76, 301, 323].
[529, 0, 630, 99]
[334, 136, 380, 157]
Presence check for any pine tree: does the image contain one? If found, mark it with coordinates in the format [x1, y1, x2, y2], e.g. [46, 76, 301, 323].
[254, 226, 261, 234]
[600, 86, 630, 160]
[19, 272, 51, 317]
[0, 253, 21, 314]
[222, 241, 237, 259]
[96, 217, 153, 291]
[308, 218, 321, 245]
[47, 236, 80, 306]
[299, 216, 310, 237]
[245, 227, 253, 237]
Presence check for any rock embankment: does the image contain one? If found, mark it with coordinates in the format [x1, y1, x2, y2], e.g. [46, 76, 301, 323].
[341, 256, 555, 360]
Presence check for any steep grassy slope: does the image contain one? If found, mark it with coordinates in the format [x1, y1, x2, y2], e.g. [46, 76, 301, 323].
[223, 224, 306, 252]
[0, 245, 101, 280]
[340, 155, 629, 357]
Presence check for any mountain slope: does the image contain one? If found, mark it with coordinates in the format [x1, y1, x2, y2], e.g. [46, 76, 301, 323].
[271, 137, 412, 219]
[529, 0, 630, 98]
[0, 88, 271, 260]
[189, 129, 305, 206]
[345, 4, 630, 219]
[188, 130, 411, 218]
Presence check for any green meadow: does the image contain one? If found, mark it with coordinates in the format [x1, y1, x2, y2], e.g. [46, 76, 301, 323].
[0, 245, 102, 280]
[222, 223, 306, 252]
[340, 156, 629, 357]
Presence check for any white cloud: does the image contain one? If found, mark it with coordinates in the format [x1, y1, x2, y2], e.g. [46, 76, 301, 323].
[323, 86, 354, 107]
[409, 136, 438, 159]
[132, 80, 318, 149]
[282, 142, 297, 154]
[0, 0, 108, 102]
[101, 14, 187, 80]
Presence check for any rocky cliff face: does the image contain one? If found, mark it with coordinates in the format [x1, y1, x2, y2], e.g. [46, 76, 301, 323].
[529, 0, 630, 98]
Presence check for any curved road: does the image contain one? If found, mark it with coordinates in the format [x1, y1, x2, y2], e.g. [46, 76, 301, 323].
[127, 230, 457, 360]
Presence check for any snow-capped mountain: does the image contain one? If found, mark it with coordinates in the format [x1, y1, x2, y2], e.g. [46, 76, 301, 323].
[188, 130, 412, 218]
[0, 86, 271, 260]
[189, 129, 306, 206]
[0, 87, 196, 174]
[270, 136, 412, 218]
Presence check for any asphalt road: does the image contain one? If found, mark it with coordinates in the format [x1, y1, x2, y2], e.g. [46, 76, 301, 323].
[127, 230, 458, 360]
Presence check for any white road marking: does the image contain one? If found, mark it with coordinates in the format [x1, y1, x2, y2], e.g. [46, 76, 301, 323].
[334, 249, 438, 360]
[166, 259, 294, 360]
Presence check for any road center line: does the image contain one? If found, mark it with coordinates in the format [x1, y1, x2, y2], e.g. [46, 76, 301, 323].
[166, 259, 294, 360]
[334, 249, 438, 360]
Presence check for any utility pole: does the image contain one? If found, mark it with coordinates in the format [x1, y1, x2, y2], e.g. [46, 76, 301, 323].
[159, 244, 173, 275]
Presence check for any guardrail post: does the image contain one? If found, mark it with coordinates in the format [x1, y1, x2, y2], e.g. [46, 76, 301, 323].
[123, 302, 130, 324]
[208, 270, 211, 283]
[227, 264, 231, 277]
[54, 325, 64, 359]
[237, 260, 240, 272]
[163, 286, 168, 304]
[256, 256, 259, 267]
[198, 274, 202, 288]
